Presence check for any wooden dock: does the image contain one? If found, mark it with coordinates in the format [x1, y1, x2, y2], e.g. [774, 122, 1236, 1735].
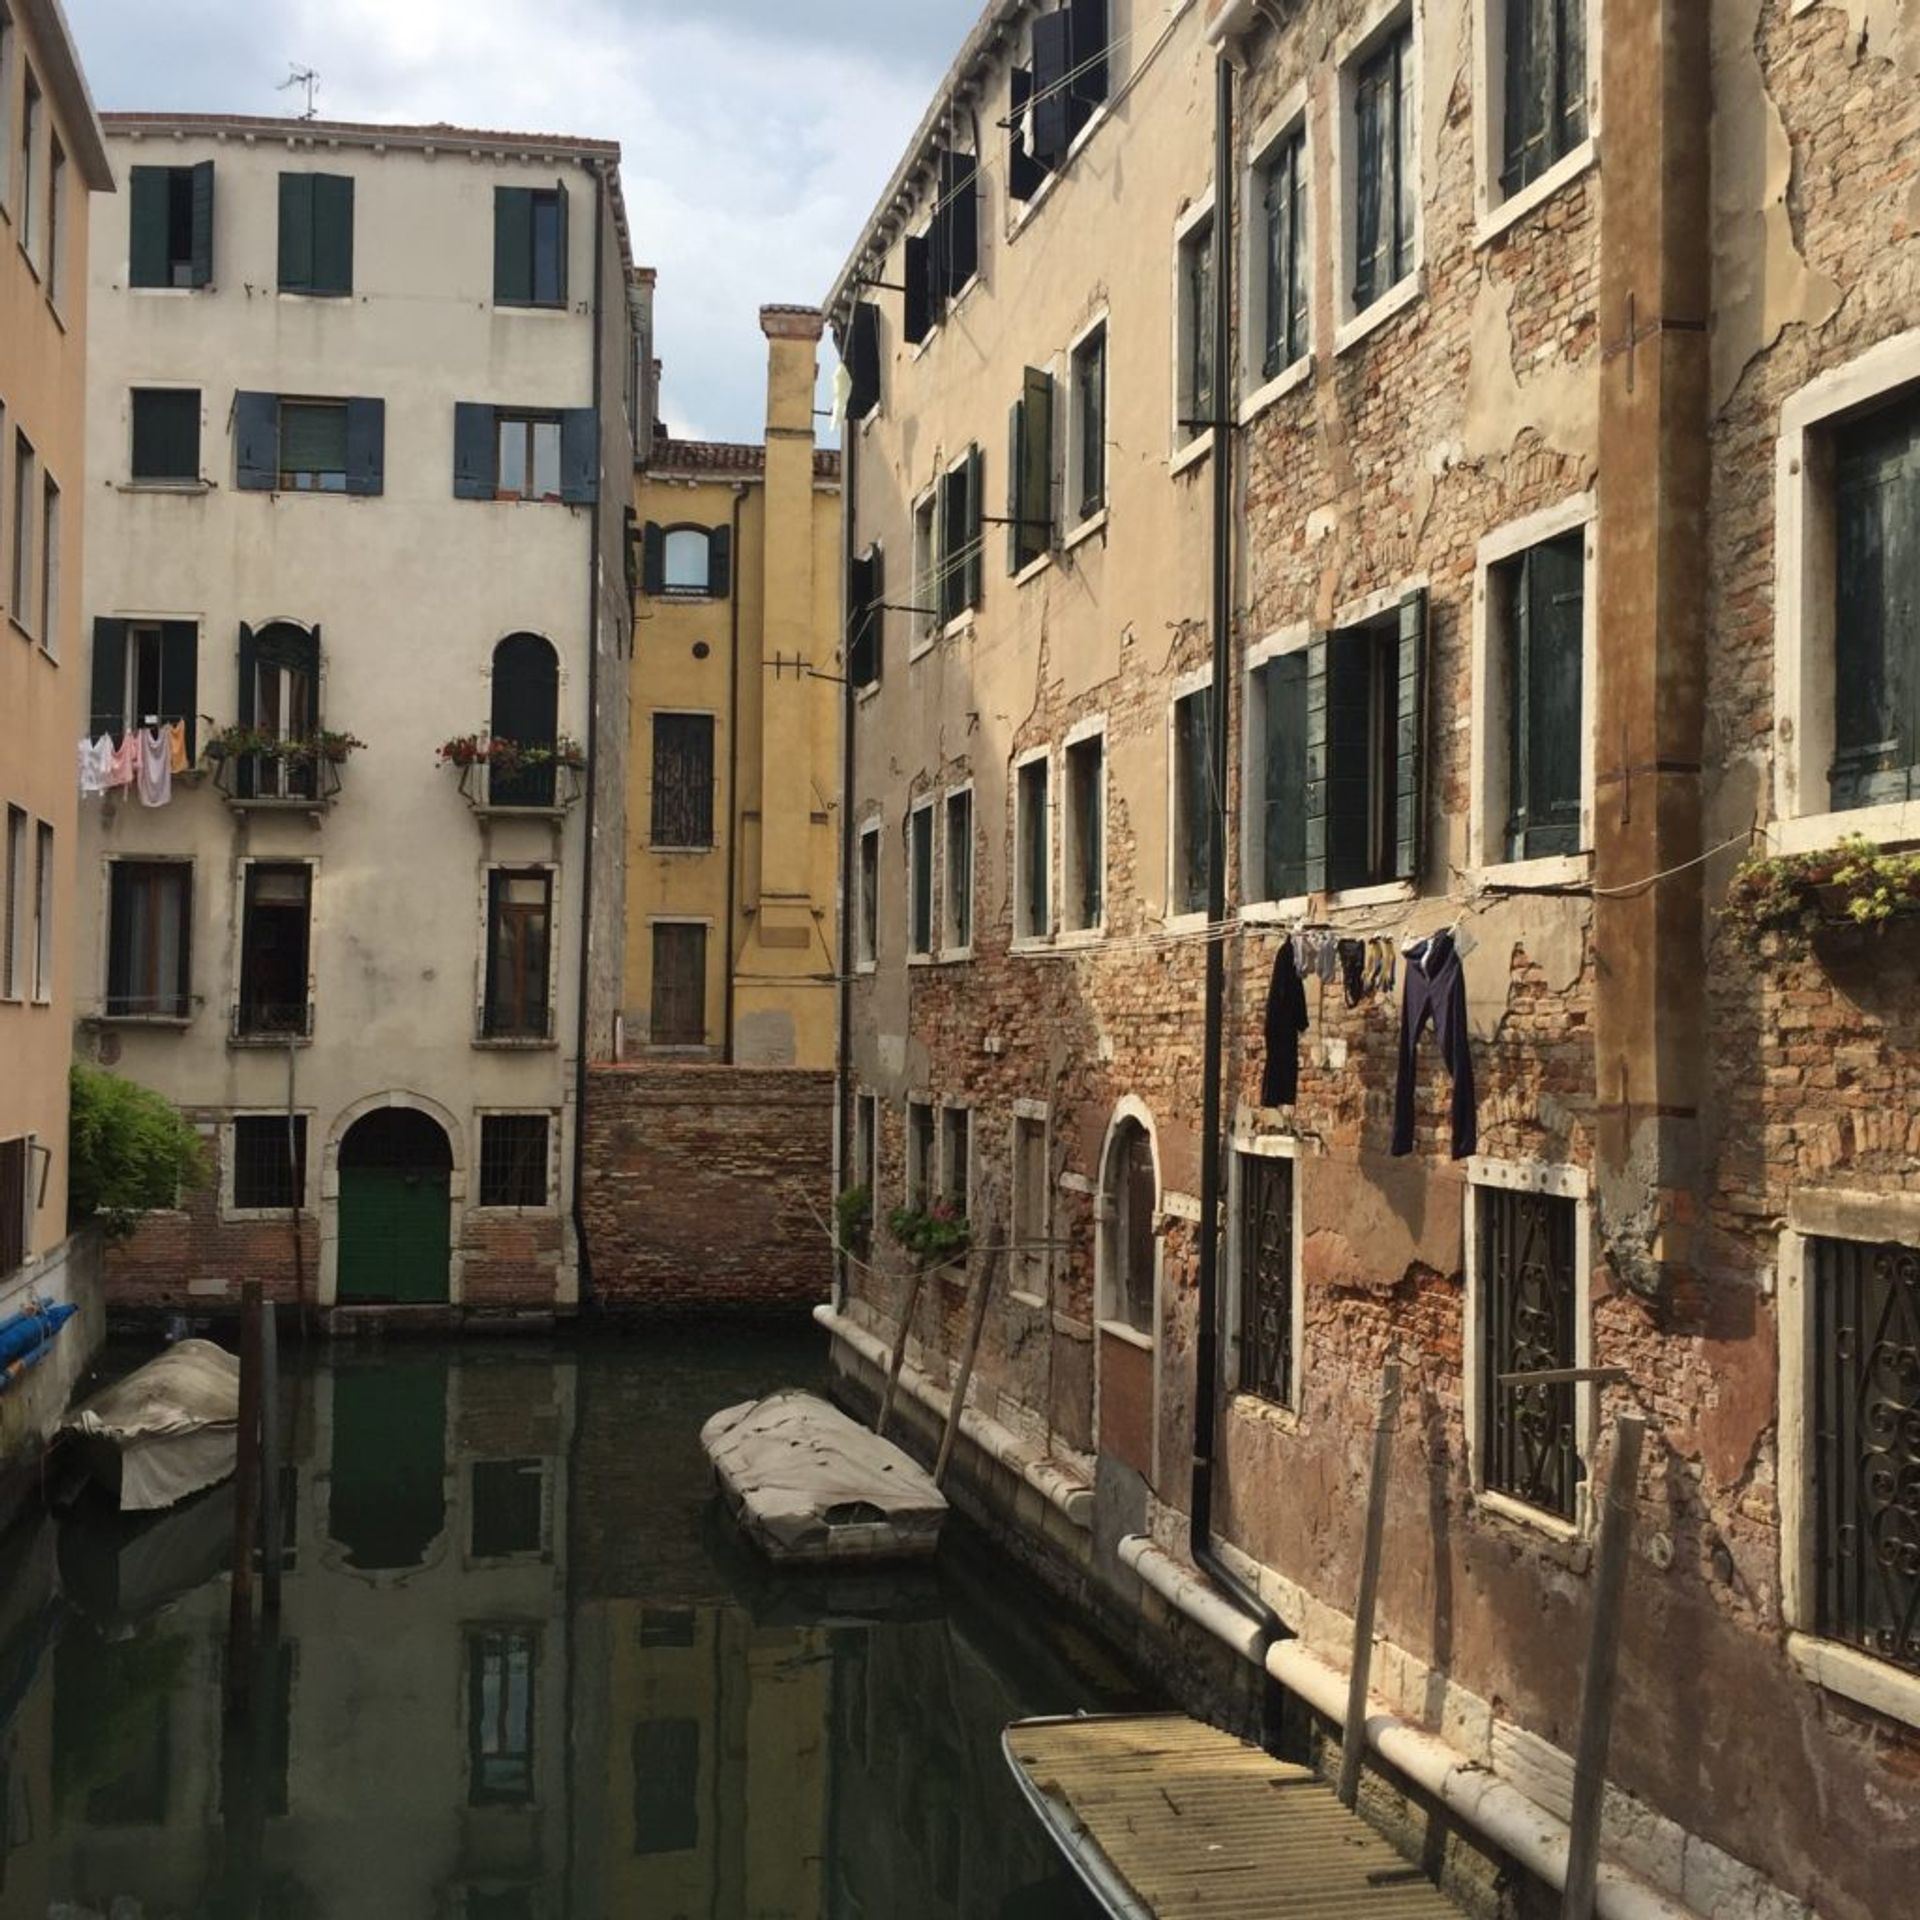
[1004, 1713, 1466, 1919]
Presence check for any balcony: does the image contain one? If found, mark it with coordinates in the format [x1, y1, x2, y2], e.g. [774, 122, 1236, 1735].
[230, 1000, 315, 1047]
[440, 736, 586, 821]
[208, 729, 365, 817]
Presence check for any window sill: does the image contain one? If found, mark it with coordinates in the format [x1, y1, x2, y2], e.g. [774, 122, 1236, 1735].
[96, 1013, 192, 1029]
[1328, 878, 1415, 910]
[1054, 925, 1106, 949]
[1012, 550, 1055, 588]
[46, 294, 67, 334]
[36, 640, 57, 666]
[17, 237, 43, 285]
[1334, 271, 1424, 358]
[1787, 1631, 1920, 1731]
[908, 272, 982, 362]
[1007, 1288, 1049, 1313]
[854, 959, 877, 976]
[9, 614, 38, 646]
[907, 951, 935, 967]
[935, 946, 973, 965]
[127, 284, 209, 296]
[1010, 934, 1055, 956]
[1472, 1485, 1587, 1549]
[908, 633, 940, 663]
[277, 287, 354, 301]
[1097, 1317, 1154, 1352]
[471, 1202, 558, 1217]
[1241, 895, 1312, 926]
[223, 1207, 313, 1226]
[941, 612, 976, 645]
[493, 301, 571, 316]
[1474, 140, 1598, 251]
[121, 478, 213, 494]
[1163, 909, 1211, 935]
[853, 678, 882, 705]
[647, 843, 718, 857]
[1169, 432, 1213, 479]
[473, 1035, 559, 1051]
[1238, 355, 1313, 427]
[1228, 1389, 1302, 1437]
[1471, 851, 1592, 892]
[1773, 800, 1920, 857]
[1008, 106, 1111, 239]
[1061, 509, 1109, 555]
[229, 1033, 314, 1051]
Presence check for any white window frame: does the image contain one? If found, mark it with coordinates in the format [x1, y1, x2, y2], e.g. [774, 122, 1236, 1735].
[1065, 309, 1110, 545]
[1009, 1100, 1051, 1307]
[855, 817, 881, 971]
[1166, 666, 1216, 931]
[1060, 714, 1108, 942]
[940, 781, 974, 960]
[1471, 0, 1600, 248]
[939, 1102, 972, 1217]
[906, 793, 937, 963]
[1773, 328, 1920, 855]
[1095, 1095, 1161, 1348]
[477, 860, 562, 1048]
[1241, 88, 1314, 424]
[905, 1095, 936, 1210]
[1332, 0, 1424, 354]
[219, 1109, 315, 1224]
[1170, 192, 1217, 474]
[472, 1107, 559, 1212]
[1241, 625, 1314, 918]
[1469, 491, 1598, 886]
[1012, 744, 1054, 951]
[1226, 1130, 1310, 1421]
[1462, 1157, 1595, 1541]
[1778, 1191, 1920, 1731]
[909, 485, 939, 657]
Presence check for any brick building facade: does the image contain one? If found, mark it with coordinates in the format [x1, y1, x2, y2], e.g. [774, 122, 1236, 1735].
[822, 2, 1920, 1916]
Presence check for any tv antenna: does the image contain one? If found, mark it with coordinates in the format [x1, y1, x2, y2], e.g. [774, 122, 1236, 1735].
[278, 65, 320, 120]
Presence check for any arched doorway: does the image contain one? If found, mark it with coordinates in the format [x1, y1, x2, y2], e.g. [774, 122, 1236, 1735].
[336, 1107, 453, 1303]
[1097, 1111, 1159, 1479]
[489, 632, 559, 807]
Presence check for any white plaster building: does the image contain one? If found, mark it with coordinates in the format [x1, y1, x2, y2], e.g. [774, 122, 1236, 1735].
[73, 114, 641, 1316]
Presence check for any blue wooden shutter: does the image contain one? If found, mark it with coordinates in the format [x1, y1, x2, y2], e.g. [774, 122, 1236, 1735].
[1394, 588, 1428, 883]
[903, 234, 933, 345]
[161, 623, 199, 758]
[494, 187, 531, 304]
[344, 398, 385, 496]
[1008, 69, 1046, 201]
[128, 168, 168, 287]
[1031, 11, 1073, 162]
[707, 525, 732, 600]
[453, 403, 497, 499]
[233, 392, 279, 491]
[89, 619, 128, 739]
[1303, 633, 1329, 896]
[188, 161, 215, 287]
[560, 407, 598, 504]
[847, 301, 882, 420]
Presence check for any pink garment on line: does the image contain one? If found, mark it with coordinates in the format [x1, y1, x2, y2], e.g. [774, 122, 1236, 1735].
[105, 732, 140, 790]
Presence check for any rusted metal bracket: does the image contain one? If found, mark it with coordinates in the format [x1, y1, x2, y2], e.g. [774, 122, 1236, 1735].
[1602, 291, 1708, 392]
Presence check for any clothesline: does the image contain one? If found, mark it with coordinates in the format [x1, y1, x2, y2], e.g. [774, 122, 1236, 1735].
[78, 721, 189, 807]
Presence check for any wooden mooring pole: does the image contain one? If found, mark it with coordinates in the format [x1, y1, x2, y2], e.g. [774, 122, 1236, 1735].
[1562, 1413, 1647, 1920]
[1338, 1359, 1402, 1809]
[936, 1217, 1005, 1487]
[876, 1262, 932, 1440]
[225, 1281, 264, 1715]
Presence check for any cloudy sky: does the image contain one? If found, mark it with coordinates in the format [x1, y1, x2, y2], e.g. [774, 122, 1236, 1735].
[66, 0, 974, 442]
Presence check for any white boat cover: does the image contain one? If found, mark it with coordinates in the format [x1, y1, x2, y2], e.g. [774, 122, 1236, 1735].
[701, 1390, 948, 1563]
[63, 1339, 241, 1512]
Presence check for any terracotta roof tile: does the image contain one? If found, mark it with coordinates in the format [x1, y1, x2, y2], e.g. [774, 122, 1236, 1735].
[649, 438, 841, 482]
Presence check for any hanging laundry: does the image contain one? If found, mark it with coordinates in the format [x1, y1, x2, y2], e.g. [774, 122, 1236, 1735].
[1338, 939, 1368, 1007]
[137, 726, 173, 807]
[167, 721, 189, 774]
[1391, 930, 1477, 1160]
[78, 735, 113, 796]
[1261, 938, 1310, 1107]
[105, 731, 139, 790]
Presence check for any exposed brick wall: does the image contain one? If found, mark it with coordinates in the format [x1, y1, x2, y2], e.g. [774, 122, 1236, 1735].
[581, 1065, 833, 1311]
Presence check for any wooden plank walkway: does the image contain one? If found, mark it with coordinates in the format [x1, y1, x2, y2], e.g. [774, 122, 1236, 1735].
[1004, 1713, 1466, 1919]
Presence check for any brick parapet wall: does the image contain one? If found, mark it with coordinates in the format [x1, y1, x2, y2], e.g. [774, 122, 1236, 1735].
[581, 1065, 833, 1312]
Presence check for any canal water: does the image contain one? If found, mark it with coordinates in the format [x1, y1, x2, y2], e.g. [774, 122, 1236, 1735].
[3, 1327, 1150, 1919]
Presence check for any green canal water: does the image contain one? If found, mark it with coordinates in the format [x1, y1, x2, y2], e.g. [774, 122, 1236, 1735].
[4, 1327, 1151, 1919]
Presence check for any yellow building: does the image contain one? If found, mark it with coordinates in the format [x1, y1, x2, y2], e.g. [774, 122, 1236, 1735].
[0, 4, 110, 1290]
[624, 306, 841, 1068]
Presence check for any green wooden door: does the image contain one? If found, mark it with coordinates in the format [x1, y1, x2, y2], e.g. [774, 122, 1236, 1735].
[337, 1167, 450, 1304]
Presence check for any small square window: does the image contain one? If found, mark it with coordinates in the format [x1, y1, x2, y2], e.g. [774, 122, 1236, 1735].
[233, 1115, 307, 1212]
[131, 390, 202, 485]
[495, 415, 562, 502]
[479, 1115, 549, 1208]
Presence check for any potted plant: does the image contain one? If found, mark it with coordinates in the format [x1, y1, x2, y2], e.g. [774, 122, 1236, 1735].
[835, 1183, 873, 1260]
[1722, 835, 1920, 951]
[886, 1197, 971, 1270]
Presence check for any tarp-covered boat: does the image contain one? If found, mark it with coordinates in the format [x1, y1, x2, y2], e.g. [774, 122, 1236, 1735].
[60, 1339, 240, 1513]
[701, 1389, 947, 1564]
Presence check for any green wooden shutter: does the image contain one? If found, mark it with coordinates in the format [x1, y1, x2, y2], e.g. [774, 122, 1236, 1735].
[453, 403, 496, 499]
[847, 301, 882, 420]
[560, 407, 598, 504]
[278, 173, 314, 290]
[940, 149, 977, 293]
[642, 522, 666, 596]
[1020, 368, 1052, 568]
[1324, 631, 1375, 890]
[89, 619, 128, 739]
[494, 187, 532, 304]
[312, 174, 354, 295]
[301, 625, 322, 733]
[233, 392, 279, 491]
[964, 443, 985, 610]
[903, 234, 932, 345]
[552, 181, 570, 304]
[1031, 10, 1072, 161]
[188, 161, 215, 287]
[1007, 391, 1028, 577]
[128, 168, 169, 287]
[1262, 653, 1309, 901]
[161, 623, 199, 758]
[707, 525, 732, 599]
[344, 398, 385, 496]
[1303, 633, 1329, 895]
[236, 623, 258, 799]
[1394, 588, 1428, 884]
[1068, 0, 1109, 135]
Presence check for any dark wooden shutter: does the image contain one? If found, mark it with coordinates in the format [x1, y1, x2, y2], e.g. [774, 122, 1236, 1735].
[560, 407, 598, 504]
[1394, 588, 1428, 884]
[301, 624, 322, 734]
[937, 465, 960, 624]
[188, 161, 215, 287]
[491, 635, 560, 805]
[233, 392, 279, 491]
[236, 622, 258, 798]
[1031, 10, 1073, 162]
[939, 149, 978, 294]
[1006, 392, 1028, 577]
[278, 173, 313, 290]
[454, 403, 496, 499]
[313, 174, 354, 294]
[344, 398, 385, 496]
[1263, 653, 1309, 900]
[847, 301, 882, 420]
[162, 622, 199, 758]
[707, 525, 732, 599]
[848, 548, 880, 688]
[1303, 632, 1329, 895]
[963, 444, 984, 611]
[1008, 69, 1046, 201]
[1068, 0, 1110, 133]
[128, 167, 168, 287]
[643, 522, 665, 595]
[1509, 539, 1583, 858]
[494, 187, 532, 304]
[1008, 370, 1052, 574]
[90, 618, 128, 739]
[552, 180, 570, 304]
[1323, 630, 1377, 891]
[904, 235, 933, 345]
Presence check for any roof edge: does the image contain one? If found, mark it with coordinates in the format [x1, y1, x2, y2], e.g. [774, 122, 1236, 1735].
[21, 0, 113, 190]
[99, 111, 621, 161]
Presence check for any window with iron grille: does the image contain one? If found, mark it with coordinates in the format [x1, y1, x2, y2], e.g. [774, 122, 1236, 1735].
[0, 1137, 26, 1278]
[468, 1627, 536, 1805]
[478, 1115, 549, 1208]
[650, 713, 714, 848]
[1237, 1153, 1294, 1407]
[1351, 17, 1416, 312]
[1812, 1235, 1920, 1676]
[232, 1115, 306, 1212]
[1502, 0, 1588, 196]
[649, 923, 706, 1047]
[1478, 1186, 1581, 1519]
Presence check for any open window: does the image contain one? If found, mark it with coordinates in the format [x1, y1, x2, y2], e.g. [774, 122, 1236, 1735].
[1010, 0, 1111, 199]
[856, 821, 880, 967]
[90, 619, 198, 756]
[902, 148, 979, 343]
[942, 786, 973, 954]
[453, 404, 597, 504]
[1174, 208, 1216, 453]
[908, 799, 935, 960]
[1007, 369, 1054, 573]
[1015, 752, 1052, 944]
[937, 446, 984, 625]
[845, 300, 882, 420]
[1063, 726, 1105, 932]
[234, 392, 384, 496]
[236, 863, 312, 1038]
[848, 544, 884, 689]
[640, 522, 732, 598]
[1068, 322, 1107, 526]
[128, 162, 214, 289]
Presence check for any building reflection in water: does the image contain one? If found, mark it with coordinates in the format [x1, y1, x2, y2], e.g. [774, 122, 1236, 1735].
[0, 1335, 1123, 1919]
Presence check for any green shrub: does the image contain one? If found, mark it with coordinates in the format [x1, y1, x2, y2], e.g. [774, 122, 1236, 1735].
[835, 1183, 872, 1255]
[885, 1199, 971, 1266]
[68, 1064, 207, 1240]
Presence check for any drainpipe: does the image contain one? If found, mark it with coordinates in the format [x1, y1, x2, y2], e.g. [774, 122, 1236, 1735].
[1191, 46, 1289, 1707]
[833, 426, 859, 1313]
[721, 482, 749, 1062]
[570, 157, 608, 1318]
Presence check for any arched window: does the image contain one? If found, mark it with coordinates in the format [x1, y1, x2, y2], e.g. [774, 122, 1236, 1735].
[663, 528, 711, 592]
[1100, 1116, 1158, 1337]
[489, 633, 559, 807]
[237, 619, 320, 799]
